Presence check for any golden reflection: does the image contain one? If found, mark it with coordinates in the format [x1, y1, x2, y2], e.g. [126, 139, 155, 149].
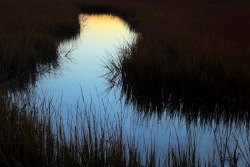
[78, 14, 132, 44]
[79, 14, 125, 25]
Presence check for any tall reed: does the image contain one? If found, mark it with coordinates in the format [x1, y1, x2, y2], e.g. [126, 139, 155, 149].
[1, 90, 249, 166]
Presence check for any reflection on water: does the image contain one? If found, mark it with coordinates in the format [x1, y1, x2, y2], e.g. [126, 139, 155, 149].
[33, 14, 137, 109]
[104, 43, 249, 126]
[1, 48, 61, 91]
[110, 76, 249, 125]
[9, 14, 249, 165]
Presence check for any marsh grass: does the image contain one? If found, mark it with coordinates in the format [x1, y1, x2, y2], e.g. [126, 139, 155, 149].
[1, 90, 249, 166]
[103, 41, 249, 125]
[78, 0, 249, 104]
[1, 0, 248, 105]
[0, 0, 80, 86]
[1, 0, 249, 166]
[0, 90, 142, 166]
[212, 124, 250, 167]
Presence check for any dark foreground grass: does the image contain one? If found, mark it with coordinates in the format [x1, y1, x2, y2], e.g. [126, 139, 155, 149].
[0, 91, 142, 166]
[0, 91, 249, 167]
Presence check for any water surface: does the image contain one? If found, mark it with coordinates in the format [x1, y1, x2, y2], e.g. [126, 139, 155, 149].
[18, 14, 249, 165]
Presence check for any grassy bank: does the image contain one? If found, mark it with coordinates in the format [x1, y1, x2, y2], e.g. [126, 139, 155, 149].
[0, 0, 80, 87]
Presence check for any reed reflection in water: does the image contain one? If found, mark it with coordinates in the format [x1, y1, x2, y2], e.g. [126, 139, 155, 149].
[103, 41, 249, 125]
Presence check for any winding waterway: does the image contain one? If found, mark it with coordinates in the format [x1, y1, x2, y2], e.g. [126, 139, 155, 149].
[16, 14, 248, 166]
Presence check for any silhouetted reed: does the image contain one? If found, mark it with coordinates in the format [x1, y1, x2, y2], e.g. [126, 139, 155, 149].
[1, 90, 249, 166]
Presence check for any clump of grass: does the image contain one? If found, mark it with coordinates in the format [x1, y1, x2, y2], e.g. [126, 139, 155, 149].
[0, 91, 55, 166]
[103, 41, 249, 125]
[212, 124, 250, 167]
[0, 91, 144, 166]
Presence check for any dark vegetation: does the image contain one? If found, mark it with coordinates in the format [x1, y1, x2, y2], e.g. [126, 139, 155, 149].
[0, 92, 143, 166]
[85, 0, 249, 122]
[1, 92, 249, 167]
[0, 0, 249, 166]
[93, 0, 250, 111]
[0, 0, 79, 88]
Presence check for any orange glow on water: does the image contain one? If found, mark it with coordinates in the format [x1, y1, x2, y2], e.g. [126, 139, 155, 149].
[78, 14, 132, 45]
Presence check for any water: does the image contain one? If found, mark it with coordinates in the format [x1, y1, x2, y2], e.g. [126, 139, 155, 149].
[14, 14, 249, 165]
